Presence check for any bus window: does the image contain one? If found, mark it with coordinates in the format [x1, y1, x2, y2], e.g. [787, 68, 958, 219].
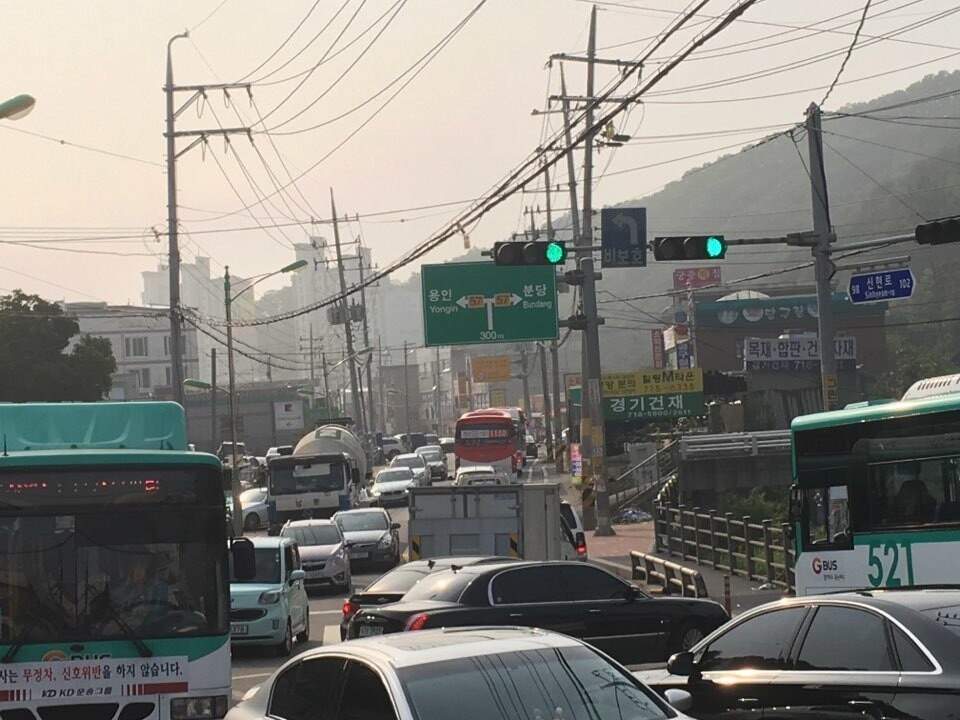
[802, 486, 851, 550]
[868, 460, 953, 527]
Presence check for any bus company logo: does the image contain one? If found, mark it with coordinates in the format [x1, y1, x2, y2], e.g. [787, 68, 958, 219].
[811, 557, 838, 575]
[42, 650, 110, 662]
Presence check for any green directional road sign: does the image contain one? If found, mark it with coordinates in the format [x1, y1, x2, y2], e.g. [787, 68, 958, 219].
[421, 262, 559, 346]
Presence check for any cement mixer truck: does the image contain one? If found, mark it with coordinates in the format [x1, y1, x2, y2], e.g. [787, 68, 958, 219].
[266, 422, 369, 533]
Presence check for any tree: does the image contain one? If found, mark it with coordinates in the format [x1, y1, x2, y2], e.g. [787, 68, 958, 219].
[871, 338, 956, 400]
[0, 291, 116, 401]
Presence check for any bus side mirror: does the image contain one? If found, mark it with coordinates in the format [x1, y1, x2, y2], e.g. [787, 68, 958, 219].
[231, 537, 256, 581]
[788, 486, 804, 525]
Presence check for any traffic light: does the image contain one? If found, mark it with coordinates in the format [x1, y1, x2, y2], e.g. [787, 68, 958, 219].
[916, 218, 960, 245]
[652, 235, 727, 261]
[493, 240, 567, 266]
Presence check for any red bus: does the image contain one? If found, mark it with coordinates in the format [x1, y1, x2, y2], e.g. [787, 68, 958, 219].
[454, 409, 521, 479]
[493, 406, 528, 469]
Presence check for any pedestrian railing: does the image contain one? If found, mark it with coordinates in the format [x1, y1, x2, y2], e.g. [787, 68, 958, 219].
[609, 441, 677, 510]
[678, 430, 791, 460]
[630, 551, 709, 598]
[654, 503, 795, 592]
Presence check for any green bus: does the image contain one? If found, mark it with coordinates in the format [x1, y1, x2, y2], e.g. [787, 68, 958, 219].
[0, 401, 254, 719]
[791, 374, 960, 595]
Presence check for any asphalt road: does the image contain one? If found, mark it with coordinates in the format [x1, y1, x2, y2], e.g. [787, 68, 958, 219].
[229, 459, 554, 705]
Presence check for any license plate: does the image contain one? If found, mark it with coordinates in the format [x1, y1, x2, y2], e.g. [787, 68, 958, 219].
[231, 624, 249, 635]
[351, 552, 369, 559]
[358, 625, 383, 637]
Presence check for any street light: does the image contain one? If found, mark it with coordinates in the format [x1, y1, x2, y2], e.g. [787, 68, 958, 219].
[223, 259, 307, 534]
[0, 94, 36, 121]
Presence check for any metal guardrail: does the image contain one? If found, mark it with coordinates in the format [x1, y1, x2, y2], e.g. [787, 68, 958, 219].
[679, 430, 790, 460]
[654, 503, 795, 592]
[609, 441, 677, 510]
[630, 551, 709, 598]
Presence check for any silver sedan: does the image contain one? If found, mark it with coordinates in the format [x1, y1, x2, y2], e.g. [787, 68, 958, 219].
[226, 627, 695, 720]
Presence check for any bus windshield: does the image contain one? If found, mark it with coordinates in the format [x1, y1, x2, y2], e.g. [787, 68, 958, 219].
[0, 509, 226, 645]
[270, 462, 346, 495]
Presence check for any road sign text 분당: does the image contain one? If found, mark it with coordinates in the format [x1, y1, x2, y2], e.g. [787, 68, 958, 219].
[421, 262, 559, 346]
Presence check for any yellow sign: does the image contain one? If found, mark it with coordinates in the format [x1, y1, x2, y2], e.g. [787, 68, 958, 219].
[824, 373, 839, 407]
[467, 295, 485, 309]
[600, 368, 703, 397]
[494, 293, 512, 307]
[472, 355, 512, 383]
[489, 388, 508, 406]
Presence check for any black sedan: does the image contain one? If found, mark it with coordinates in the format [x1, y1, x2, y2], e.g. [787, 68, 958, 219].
[339, 555, 521, 640]
[347, 560, 730, 665]
[636, 587, 960, 719]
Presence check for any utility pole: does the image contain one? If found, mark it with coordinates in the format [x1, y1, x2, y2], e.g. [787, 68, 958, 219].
[403, 341, 411, 439]
[538, 342, 554, 460]
[164, 32, 251, 409]
[377, 337, 386, 433]
[357, 252, 376, 431]
[807, 102, 838, 411]
[321, 351, 331, 417]
[544, 160, 565, 472]
[210, 348, 217, 452]
[331, 189, 364, 433]
[581, 7, 613, 535]
[434, 346, 442, 434]
[519, 346, 532, 416]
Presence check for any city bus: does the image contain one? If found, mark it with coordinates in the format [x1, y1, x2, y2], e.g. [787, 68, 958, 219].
[493, 405, 528, 469]
[454, 409, 521, 479]
[0, 401, 254, 719]
[790, 373, 960, 595]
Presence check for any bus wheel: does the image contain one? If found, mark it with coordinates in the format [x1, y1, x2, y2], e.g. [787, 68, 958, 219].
[244, 514, 260, 532]
[275, 621, 293, 657]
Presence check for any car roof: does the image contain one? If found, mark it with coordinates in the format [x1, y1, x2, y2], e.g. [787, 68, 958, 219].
[245, 535, 296, 549]
[295, 627, 584, 669]
[394, 453, 423, 460]
[777, 587, 960, 611]
[417, 445, 442, 451]
[283, 518, 336, 528]
[334, 507, 386, 516]
[458, 465, 496, 472]
[378, 466, 413, 473]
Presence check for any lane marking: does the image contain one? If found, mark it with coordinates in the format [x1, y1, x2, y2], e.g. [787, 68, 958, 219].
[309, 609, 343, 616]
[233, 672, 272, 680]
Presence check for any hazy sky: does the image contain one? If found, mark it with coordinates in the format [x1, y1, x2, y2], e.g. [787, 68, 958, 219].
[2, 0, 958, 307]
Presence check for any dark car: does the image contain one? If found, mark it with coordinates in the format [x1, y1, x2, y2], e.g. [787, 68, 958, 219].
[637, 587, 960, 719]
[339, 555, 521, 640]
[347, 560, 729, 665]
[525, 434, 538, 459]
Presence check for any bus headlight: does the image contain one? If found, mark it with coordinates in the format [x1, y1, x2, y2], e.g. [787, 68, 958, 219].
[171, 695, 228, 719]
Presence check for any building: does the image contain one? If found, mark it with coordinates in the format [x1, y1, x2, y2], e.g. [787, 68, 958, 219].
[62, 302, 200, 399]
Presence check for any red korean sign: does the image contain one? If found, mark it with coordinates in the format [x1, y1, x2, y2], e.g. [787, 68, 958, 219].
[673, 267, 721, 290]
[651, 330, 665, 369]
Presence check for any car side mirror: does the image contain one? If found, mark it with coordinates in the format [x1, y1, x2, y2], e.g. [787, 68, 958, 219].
[289, 569, 306, 584]
[663, 689, 693, 713]
[230, 537, 256, 581]
[626, 585, 642, 601]
[390, 522, 401, 531]
[666, 651, 696, 677]
[351, 469, 361, 485]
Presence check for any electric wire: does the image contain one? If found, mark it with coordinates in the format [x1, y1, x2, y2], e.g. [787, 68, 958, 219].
[821, 0, 873, 106]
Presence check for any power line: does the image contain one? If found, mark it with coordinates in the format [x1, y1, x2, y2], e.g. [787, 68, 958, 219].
[0, 125, 163, 167]
[236, 0, 326, 82]
[822, 0, 873, 106]
[189, 0, 233, 32]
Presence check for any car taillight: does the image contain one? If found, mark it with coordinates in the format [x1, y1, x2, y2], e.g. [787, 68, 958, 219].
[342, 600, 358, 618]
[404, 613, 430, 631]
[576, 532, 587, 555]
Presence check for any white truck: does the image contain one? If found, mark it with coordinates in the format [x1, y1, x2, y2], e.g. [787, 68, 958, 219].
[266, 424, 367, 532]
[406, 482, 578, 561]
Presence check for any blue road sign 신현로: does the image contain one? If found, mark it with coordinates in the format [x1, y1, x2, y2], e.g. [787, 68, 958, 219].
[600, 207, 647, 268]
[848, 267, 916, 304]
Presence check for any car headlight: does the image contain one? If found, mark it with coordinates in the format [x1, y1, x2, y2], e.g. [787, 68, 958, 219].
[377, 534, 393, 548]
[171, 696, 228, 719]
[258, 589, 282, 605]
[371, 487, 381, 497]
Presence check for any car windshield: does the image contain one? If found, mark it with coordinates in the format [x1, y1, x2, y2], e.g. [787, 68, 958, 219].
[420, 451, 442, 463]
[364, 568, 431, 594]
[398, 645, 669, 720]
[230, 547, 281, 584]
[270, 462, 345, 494]
[394, 456, 425, 469]
[376, 470, 413, 484]
[337, 512, 389, 532]
[401, 570, 475, 602]
[281, 525, 341, 547]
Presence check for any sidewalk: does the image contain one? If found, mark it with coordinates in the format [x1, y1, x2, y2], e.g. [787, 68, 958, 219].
[552, 469, 786, 616]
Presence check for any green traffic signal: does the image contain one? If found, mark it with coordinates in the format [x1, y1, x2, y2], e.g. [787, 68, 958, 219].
[706, 236, 725, 258]
[545, 241, 565, 264]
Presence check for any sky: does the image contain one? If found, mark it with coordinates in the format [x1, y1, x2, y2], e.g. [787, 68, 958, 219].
[2, 0, 959, 308]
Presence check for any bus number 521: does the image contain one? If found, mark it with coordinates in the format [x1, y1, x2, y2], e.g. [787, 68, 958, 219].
[867, 542, 914, 588]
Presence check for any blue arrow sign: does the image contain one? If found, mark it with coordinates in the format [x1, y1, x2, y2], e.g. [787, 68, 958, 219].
[601, 207, 647, 268]
[848, 267, 916, 304]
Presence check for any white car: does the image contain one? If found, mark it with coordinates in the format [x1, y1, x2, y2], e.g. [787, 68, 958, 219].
[455, 472, 503, 486]
[364, 467, 417, 506]
[454, 464, 510, 485]
[225, 626, 695, 719]
[238, 487, 269, 531]
[390, 453, 428, 485]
